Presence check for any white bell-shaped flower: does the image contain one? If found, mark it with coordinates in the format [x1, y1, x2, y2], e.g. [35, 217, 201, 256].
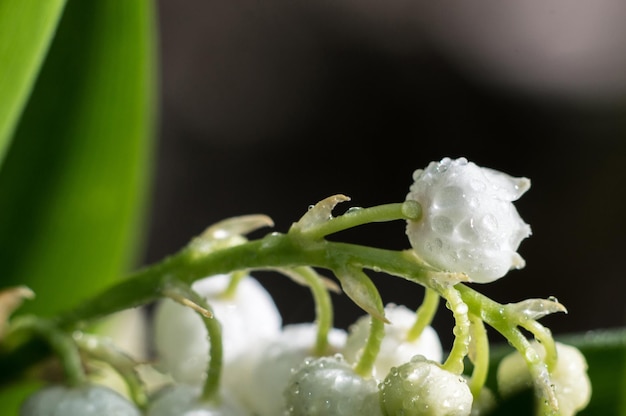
[20, 384, 141, 416]
[406, 157, 531, 283]
[229, 323, 347, 416]
[154, 274, 282, 384]
[342, 304, 443, 380]
[380, 356, 473, 416]
[146, 385, 250, 416]
[497, 342, 591, 416]
[285, 354, 382, 416]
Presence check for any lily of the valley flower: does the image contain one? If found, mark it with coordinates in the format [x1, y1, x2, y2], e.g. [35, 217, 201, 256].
[379, 355, 473, 416]
[20, 384, 141, 416]
[342, 304, 443, 380]
[406, 157, 531, 283]
[285, 354, 382, 416]
[153, 274, 282, 385]
[497, 342, 591, 416]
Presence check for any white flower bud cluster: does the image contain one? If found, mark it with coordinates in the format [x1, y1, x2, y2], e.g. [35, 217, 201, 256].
[153, 274, 282, 385]
[406, 157, 531, 283]
[18, 160, 589, 415]
[148, 276, 449, 415]
[497, 342, 591, 416]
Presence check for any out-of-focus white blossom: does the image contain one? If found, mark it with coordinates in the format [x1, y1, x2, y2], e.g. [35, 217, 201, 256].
[20, 385, 141, 416]
[284, 354, 382, 416]
[153, 274, 281, 384]
[406, 157, 531, 283]
[497, 342, 591, 416]
[146, 385, 250, 416]
[379, 356, 473, 416]
[342, 304, 442, 380]
[229, 323, 347, 416]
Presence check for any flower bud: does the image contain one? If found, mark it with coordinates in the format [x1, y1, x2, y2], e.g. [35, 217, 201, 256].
[285, 354, 382, 416]
[497, 342, 591, 416]
[146, 384, 249, 416]
[20, 384, 141, 416]
[230, 323, 347, 416]
[154, 274, 281, 384]
[380, 356, 473, 416]
[406, 157, 531, 283]
[343, 304, 443, 380]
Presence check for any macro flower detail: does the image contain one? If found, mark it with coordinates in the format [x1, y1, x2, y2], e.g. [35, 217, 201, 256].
[405, 157, 531, 283]
[284, 354, 382, 416]
[20, 384, 141, 416]
[146, 384, 249, 416]
[154, 274, 282, 384]
[342, 304, 443, 380]
[497, 342, 591, 416]
[229, 323, 348, 416]
[379, 356, 473, 416]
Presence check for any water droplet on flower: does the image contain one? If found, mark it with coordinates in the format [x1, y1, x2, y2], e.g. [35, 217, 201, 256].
[480, 214, 499, 233]
[346, 207, 363, 214]
[432, 215, 454, 235]
[437, 186, 465, 207]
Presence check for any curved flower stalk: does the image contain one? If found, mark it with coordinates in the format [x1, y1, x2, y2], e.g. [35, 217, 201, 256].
[0, 158, 589, 415]
[342, 304, 443, 380]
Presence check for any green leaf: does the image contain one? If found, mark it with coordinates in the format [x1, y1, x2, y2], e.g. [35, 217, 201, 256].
[486, 328, 626, 415]
[0, 0, 67, 165]
[0, 0, 157, 316]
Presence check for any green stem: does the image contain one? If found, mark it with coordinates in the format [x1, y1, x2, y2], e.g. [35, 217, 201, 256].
[407, 288, 439, 342]
[221, 270, 248, 299]
[161, 282, 222, 403]
[54, 237, 440, 329]
[339, 267, 386, 378]
[279, 267, 333, 356]
[440, 285, 471, 375]
[355, 315, 385, 378]
[73, 332, 147, 408]
[0, 229, 558, 396]
[517, 318, 558, 373]
[298, 201, 421, 240]
[497, 324, 559, 415]
[467, 313, 489, 399]
[12, 317, 86, 387]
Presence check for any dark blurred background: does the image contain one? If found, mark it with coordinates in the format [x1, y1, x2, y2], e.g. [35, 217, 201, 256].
[145, 0, 626, 348]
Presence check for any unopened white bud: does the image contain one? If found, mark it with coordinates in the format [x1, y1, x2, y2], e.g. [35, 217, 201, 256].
[231, 323, 347, 416]
[380, 356, 473, 416]
[154, 274, 281, 384]
[146, 385, 249, 416]
[497, 342, 591, 416]
[20, 384, 141, 416]
[285, 354, 382, 416]
[343, 304, 443, 380]
[406, 157, 531, 283]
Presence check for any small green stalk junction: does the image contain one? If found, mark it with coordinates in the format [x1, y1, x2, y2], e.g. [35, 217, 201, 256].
[0, 197, 566, 414]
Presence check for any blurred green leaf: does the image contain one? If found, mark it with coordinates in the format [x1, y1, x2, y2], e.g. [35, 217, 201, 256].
[0, 0, 66, 164]
[0, 0, 157, 316]
[486, 328, 626, 415]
